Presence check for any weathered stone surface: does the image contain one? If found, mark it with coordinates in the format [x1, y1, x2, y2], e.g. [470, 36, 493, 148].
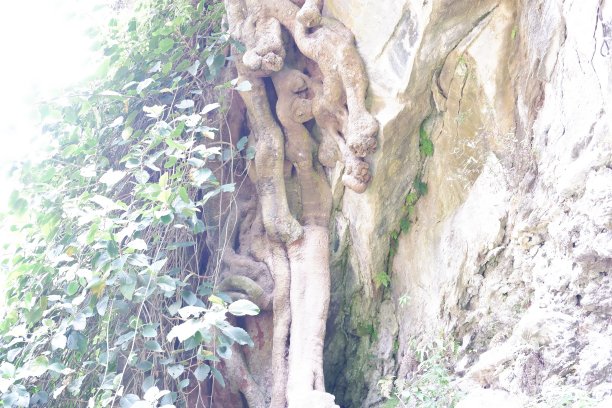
[321, 0, 612, 406]
[456, 389, 523, 408]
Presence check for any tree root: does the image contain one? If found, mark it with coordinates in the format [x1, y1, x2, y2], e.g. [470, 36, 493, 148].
[266, 240, 292, 408]
[218, 275, 273, 310]
[217, 1, 377, 406]
[272, 68, 332, 226]
[225, 0, 286, 76]
[286, 225, 337, 408]
[296, 0, 323, 28]
[237, 75, 303, 244]
[221, 344, 267, 408]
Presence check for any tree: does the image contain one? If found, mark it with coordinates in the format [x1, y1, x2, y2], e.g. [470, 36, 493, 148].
[216, 0, 378, 406]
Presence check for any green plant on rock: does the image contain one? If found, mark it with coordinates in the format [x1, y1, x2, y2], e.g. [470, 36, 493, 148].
[419, 122, 434, 157]
[378, 340, 461, 408]
[382, 173, 428, 293]
[0, 1, 261, 407]
[398, 293, 410, 308]
[374, 272, 392, 289]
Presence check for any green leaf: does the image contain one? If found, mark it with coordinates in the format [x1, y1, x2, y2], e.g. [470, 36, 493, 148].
[194, 365, 210, 381]
[234, 80, 252, 92]
[157, 276, 176, 292]
[420, 137, 434, 157]
[110, 116, 124, 128]
[167, 364, 185, 379]
[67, 331, 88, 353]
[122, 126, 134, 140]
[236, 136, 248, 151]
[137, 78, 154, 93]
[144, 340, 163, 352]
[166, 319, 201, 342]
[193, 219, 206, 234]
[158, 38, 175, 53]
[167, 241, 196, 250]
[175, 99, 194, 110]
[206, 54, 225, 78]
[405, 192, 418, 206]
[210, 366, 225, 388]
[127, 239, 148, 251]
[400, 217, 411, 233]
[149, 61, 162, 73]
[190, 168, 213, 186]
[120, 394, 141, 408]
[217, 343, 232, 359]
[7, 347, 22, 362]
[220, 183, 235, 192]
[143, 105, 165, 119]
[159, 172, 169, 188]
[419, 124, 434, 157]
[178, 187, 190, 203]
[228, 299, 260, 316]
[66, 281, 80, 296]
[97, 296, 109, 316]
[201, 103, 220, 114]
[186, 60, 200, 76]
[374, 272, 391, 289]
[115, 331, 136, 346]
[135, 170, 150, 184]
[167, 301, 181, 316]
[120, 279, 136, 301]
[128, 253, 150, 267]
[72, 313, 87, 331]
[99, 90, 122, 97]
[414, 179, 428, 196]
[142, 324, 157, 338]
[181, 290, 198, 306]
[91, 195, 124, 212]
[100, 169, 127, 187]
[136, 360, 154, 371]
[51, 334, 67, 350]
[150, 258, 168, 273]
[219, 326, 254, 347]
[8, 191, 28, 215]
[20, 356, 49, 378]
[177, 306, 206, 319]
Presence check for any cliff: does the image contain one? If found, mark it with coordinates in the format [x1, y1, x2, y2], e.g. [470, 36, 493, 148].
[322, 0, 612, 406]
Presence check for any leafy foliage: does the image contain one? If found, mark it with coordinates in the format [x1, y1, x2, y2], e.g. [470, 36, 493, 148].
[419, 123, 434, 157]
[381, 119, 432, 291]
[378, 341, 461, 408]
[0, 1, 258, 406]
[373, 272, 391, 289]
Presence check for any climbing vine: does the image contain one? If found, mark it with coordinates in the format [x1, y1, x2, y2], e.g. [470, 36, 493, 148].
[379, 118, 434, 292]
[0, 1, 260, 406]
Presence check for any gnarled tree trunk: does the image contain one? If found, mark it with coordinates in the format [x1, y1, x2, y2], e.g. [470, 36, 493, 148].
[208, 0, 378, 406]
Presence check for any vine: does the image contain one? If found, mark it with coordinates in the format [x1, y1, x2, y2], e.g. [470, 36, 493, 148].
[378, 119, 433, 291]
[0, 1, 260, 406]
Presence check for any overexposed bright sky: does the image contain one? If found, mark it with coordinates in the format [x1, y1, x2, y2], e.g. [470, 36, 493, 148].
[0, 0, 111, 303]
[0, 0, 108, 210]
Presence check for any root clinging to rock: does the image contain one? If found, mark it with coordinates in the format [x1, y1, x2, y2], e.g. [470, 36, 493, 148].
[217, 1, 378, 406]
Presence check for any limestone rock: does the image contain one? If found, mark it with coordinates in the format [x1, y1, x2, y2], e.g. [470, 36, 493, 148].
[456, 389, 523, 408]
[321, 0, 612, 406]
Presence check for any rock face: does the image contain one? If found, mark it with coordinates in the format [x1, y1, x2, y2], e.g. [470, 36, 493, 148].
[322, 0, 612, 406]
